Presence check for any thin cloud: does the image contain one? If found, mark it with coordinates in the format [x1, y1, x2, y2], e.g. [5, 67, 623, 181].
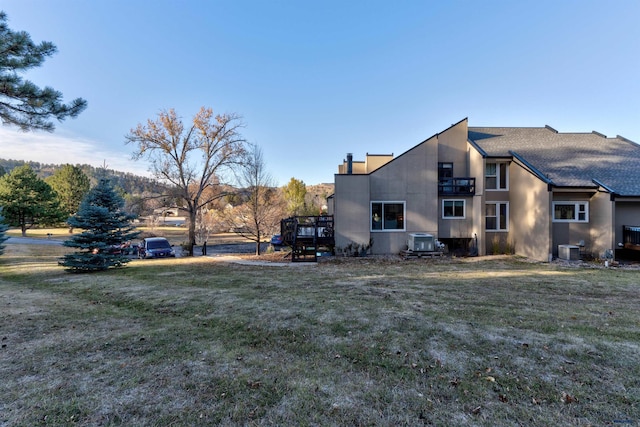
[0, 128, 150, 176]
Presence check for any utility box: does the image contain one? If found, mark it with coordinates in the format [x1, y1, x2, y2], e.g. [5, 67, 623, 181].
[408, 233, 435, 252]
[558, 244, 580, 261]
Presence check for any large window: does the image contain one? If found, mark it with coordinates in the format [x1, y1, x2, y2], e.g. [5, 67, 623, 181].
[442, 200, 465, 219]
[371, 202, 405, 231]
[486, 162, 508, 190]
[486, 202, 508, 231]
[553, 202, 588, 222]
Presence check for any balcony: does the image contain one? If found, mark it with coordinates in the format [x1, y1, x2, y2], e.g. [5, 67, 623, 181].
[438, 177, 476, 196]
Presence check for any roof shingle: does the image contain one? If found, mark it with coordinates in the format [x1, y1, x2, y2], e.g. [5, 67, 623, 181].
[468, 127, 640, 196]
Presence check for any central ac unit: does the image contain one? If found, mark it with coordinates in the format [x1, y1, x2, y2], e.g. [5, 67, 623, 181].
[408, 233, 434, 252]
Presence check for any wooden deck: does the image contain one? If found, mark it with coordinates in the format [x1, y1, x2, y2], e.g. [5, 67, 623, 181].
[623, 225, 640, 251]
[281, 215, 335, 262]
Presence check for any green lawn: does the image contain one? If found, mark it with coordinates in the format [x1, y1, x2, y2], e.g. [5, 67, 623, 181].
[1, 243, 638, 426]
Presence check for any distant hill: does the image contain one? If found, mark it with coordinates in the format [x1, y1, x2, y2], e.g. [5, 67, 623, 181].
[0, 158, 169, 196]
[307, 183, 334, 199]
[0, 159, 335, 195]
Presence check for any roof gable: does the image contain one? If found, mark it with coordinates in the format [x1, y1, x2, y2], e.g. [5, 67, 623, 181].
[468, 126, 640, 196]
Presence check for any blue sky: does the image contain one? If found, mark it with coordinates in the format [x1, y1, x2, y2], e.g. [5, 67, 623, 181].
[1, 0, 639, 185]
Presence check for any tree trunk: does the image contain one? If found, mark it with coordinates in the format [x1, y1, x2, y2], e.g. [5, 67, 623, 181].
[187, 208, 197, 256]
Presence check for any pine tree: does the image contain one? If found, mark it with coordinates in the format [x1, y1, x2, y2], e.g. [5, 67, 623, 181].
[0, 165, 65, 236]
[46, 164, 90, 217]
[60, 179, 139, 272]
[0, 211, 8, 256]
[0, 12, 87, 131]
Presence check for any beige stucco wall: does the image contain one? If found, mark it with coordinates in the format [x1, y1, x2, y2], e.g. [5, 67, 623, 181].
[438, 122, 470, 176]
[333, 174, 371, 250]
[365, 154, 394, 173]
[589, 191, 614, 258]
[368, 137, 439, 254]
[436, 120, 476, 241]
[467, 143, 485, 255]
[334, 120, 471, 255]
[509, 163, 552, 261]
[338, 155, 393, 174]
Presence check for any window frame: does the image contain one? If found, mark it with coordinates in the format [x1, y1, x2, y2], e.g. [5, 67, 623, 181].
[370, 201, 406, 232]
[552, 201, 589, 223]
[485, 162, 509, 191]
[485, 201, 509, 231]
[442, 199, 466, 219]
[438, 162, 453, 180]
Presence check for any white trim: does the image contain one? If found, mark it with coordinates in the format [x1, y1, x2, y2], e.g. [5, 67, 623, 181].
[485, 161, 509, 191]
[370, 201, 406, 232]
[442, 199, 466, 219]
[486, 201, 509, 231]
[552, 201, 589, 223]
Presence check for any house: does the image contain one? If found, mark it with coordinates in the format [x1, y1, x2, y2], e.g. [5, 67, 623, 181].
[150, 207, 188, 226]
[328, 118, 640, 261]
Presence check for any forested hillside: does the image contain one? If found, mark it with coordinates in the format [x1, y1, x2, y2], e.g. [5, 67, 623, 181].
[0, 159, 168, 195]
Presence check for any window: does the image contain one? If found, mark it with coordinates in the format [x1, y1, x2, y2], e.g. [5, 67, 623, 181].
[438, 162, 453, 180]
[371, 202, 405, 231]
[486, 162, 508, 190]
[442, 200, 465, 218]
[486, 202, 508, 231]
[553, 202, 589, 222]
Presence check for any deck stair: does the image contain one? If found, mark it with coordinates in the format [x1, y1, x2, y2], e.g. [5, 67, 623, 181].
[281, 215, 334, 262]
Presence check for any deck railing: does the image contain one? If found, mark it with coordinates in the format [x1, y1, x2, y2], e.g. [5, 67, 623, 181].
[438, 177, 476, 196]
[623, 225, 640, 250]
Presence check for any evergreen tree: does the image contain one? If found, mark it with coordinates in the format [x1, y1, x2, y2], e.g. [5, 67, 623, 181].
[0, 12, 87, 131]
[283, 177, 307, 216]
[0, 211, 8, 256]
[0, 165, 64, 236]
[46, 164, 90, 217]
[60, 179, 139, 272]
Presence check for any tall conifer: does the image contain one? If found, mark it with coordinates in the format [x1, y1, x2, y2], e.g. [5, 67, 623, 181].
[0, 211, 8, 256]
[60, 179, 139, 272]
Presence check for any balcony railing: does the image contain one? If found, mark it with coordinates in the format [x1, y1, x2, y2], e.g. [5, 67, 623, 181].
[438, 178, 476, 196]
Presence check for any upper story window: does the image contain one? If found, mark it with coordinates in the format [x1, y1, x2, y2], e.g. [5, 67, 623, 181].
[442, 199, 465, 219]
[371, 201, 405, 231]
[553, 202, 589, 222]
[486, 162, 508, 190]
[438, 162, 453, 180]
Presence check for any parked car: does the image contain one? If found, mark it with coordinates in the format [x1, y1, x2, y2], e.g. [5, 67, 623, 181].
[270, 234, 285, 249]
[138, 237, 176, 259]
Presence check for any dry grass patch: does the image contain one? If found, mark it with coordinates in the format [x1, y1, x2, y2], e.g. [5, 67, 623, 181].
[1, 246, 638, 426]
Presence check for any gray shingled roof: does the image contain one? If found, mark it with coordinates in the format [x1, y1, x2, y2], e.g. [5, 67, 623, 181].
[468, 126, 640, 196]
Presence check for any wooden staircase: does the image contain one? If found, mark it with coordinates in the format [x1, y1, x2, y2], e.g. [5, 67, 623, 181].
[281, 215, 334, 262]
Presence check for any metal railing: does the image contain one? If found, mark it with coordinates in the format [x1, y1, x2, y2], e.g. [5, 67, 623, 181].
[438, 178, 476, 196]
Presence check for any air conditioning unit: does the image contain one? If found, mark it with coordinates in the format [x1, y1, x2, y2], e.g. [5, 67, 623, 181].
[408, 233, 435, 252]
[558, 244, 580, 261]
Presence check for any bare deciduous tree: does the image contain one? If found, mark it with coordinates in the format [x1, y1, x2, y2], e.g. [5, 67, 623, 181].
[126, 107, 246, 254]
[224, 145, 285, 255]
